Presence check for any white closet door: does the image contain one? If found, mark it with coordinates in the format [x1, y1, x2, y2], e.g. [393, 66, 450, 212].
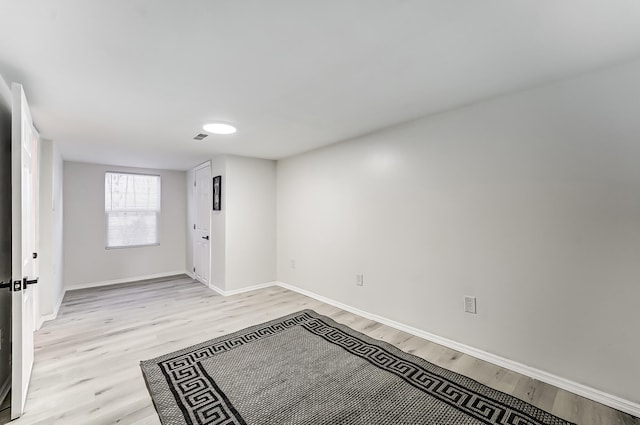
[11, 83, 39, 419]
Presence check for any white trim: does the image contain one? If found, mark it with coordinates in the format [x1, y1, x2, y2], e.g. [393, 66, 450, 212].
[0, 375, 9, 406]
[66, 271, 187, 291]
[185, 270, 195, 279]
[193, 160, 211, 171]
[196, 278, 640, 416]
[208, 284, 225, 296]
[54, 290, 65, 316]
[275, 281, 640, 418]
[208, 281, 278, 297]
[39, 290, 66, 325]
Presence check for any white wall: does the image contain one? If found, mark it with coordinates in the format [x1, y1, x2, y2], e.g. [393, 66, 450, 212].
[63, 162, 187, 289]
[52, 144, 64, 309]
[205, 155, 276, 292]
[277, 58, 640, 405]
[225, 156, 277, 290]
[210, 156, 226, 289]
[185, 166, 195, 277]
[39, 140, 64, 320]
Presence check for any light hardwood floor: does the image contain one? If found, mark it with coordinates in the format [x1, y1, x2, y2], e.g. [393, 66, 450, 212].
[2, 275, 638, 425]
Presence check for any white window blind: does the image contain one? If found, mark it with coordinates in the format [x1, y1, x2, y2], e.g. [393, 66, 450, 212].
[105, 172, 161, 248]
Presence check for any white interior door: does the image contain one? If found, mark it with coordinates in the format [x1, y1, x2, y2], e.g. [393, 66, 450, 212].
[11, 83, 39, 419]
[193, 164, 211, 285]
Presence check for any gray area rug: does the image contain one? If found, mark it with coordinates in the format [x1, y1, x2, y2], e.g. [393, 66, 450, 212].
[140, 310, 574, 425]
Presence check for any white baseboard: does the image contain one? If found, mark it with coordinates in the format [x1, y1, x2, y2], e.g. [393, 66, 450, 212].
[39, 290, 66, 325]
[185, 270, 195, 279]
[54, 290, 65, 316]
[67, 271, 188, 291]
[0, 375, 9, 407]
[276, 281, 640, 418]
[209, 281, 278, 297]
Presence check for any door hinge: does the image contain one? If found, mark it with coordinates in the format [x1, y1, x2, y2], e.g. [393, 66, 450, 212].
[193, 267, 196, 272]
[193, 224, 196, 230]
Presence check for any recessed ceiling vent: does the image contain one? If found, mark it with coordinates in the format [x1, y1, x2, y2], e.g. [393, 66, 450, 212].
[193, 133, 209, 140]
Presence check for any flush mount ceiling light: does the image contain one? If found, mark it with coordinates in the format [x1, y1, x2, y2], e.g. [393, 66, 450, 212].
[203, 122, 237, 135]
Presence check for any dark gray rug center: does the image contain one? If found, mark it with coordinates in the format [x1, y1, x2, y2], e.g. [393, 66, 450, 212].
[140, 310, 574, 425]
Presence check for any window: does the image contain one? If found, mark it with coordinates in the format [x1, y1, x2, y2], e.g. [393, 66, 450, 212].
[105, 172, 161, 248]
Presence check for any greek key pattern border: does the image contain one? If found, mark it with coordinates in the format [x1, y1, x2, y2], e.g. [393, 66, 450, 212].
[155, 311, 572, 425]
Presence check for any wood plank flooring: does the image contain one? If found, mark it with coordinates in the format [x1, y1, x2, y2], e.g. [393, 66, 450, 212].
[3, 275, 638, 425]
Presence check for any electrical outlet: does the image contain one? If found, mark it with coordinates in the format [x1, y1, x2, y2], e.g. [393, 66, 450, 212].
[356, 274, 364, 286]
[290, 259, 296, 269]
[464, 296, 477, 314]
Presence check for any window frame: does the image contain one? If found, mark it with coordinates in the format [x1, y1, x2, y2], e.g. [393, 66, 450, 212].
[104, 171, 162, 250]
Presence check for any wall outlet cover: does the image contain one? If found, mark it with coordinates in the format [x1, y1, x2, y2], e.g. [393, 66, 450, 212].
[464, 296, 477, 314]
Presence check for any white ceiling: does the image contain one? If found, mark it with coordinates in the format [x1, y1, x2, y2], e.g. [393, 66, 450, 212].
[1, 1, 640, 170]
